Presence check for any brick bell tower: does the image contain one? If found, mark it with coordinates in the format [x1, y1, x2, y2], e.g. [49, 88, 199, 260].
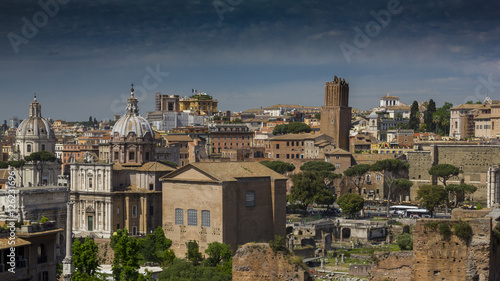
[320, 76, 351, 150]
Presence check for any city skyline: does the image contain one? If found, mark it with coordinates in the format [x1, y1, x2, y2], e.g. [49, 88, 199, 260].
[1, 0, 499, 121]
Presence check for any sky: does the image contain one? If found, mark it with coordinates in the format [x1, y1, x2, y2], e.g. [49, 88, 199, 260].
[1, 0, 500, 121]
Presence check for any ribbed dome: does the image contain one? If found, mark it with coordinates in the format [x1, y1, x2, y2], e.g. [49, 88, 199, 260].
[369, 111, 378, 119]
[112, 85, 154, 138]
[16, 97, 55, 139]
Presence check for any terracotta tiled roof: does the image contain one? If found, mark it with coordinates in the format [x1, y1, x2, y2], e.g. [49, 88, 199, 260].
[0, 236, 31, 250]
[269, 133, 328, 141]
[474, 114, 491, 120]
[137, 162, 176, 172]
[450, 104, 488, 110]
[164, 134, 193, 142]
[161, 162, 288, 182]
[0, 169, 10, 181]
[326, 148, 352, 155]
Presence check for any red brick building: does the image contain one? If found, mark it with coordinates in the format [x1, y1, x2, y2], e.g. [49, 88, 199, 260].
[208, 124, 253, 156]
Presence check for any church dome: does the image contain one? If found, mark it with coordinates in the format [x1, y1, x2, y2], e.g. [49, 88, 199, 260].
[369, 111, 378, 119]
[112, 85, 155, 138]
[16, 96, 55, 139]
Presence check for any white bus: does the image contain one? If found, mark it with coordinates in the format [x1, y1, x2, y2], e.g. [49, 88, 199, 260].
[389, 205, 418, 216]
[405, 208, 432, 218]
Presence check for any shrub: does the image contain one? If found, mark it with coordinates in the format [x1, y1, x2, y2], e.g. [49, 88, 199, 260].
[39, 216, 49, 223]
[453, 221, 473, 243]
[438, 223, 452, 241]
[396, 233, 413, 250]
[476, 202, 482, 210]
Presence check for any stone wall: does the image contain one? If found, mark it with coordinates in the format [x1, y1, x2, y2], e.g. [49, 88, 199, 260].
[412, 217, 493, 281]
[232, 243, 312, 281]
[349, 264, 372, 277]
[369, 251, 413, 281]
[408, 145, 500, 202]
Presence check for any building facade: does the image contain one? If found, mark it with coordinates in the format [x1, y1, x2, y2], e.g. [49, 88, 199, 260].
[160, 162, 287, 256]
[320, 76, 352, 150]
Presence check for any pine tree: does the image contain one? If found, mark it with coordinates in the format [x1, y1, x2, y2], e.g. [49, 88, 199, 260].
[424, 99, 436, 132]
[408, 101, 420, 131]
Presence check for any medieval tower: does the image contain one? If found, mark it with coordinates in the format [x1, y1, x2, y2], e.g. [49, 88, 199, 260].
[320, 76, 351, 150]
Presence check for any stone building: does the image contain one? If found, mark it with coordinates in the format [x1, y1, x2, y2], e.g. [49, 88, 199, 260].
[12, 96, 60, 187]
[160, 162, 287, 256]
[320, 76, 352, 150]
[70, 87, 174, 238]
[407, 145, 500, 202]
[265, 133, 335, 161]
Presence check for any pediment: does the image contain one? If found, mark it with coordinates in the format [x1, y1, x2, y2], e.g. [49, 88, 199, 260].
[170, 167, 216, 181]
[85, 206, 95, 213]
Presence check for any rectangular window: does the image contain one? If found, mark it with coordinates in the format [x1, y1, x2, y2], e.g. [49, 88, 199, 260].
[117, 207, 120, 215]
[132, 206, 137, 218]
[149, 183, 154, 190]
[287, 154, 290, 159]
[88, 216, 93, 231]
[150, 206, 154, 216]
[202, 210, 210, 227]
[114, 152, 119, 160]
[276, 154, 280, 158]
[276, 144, 280, 149]
[175, 208, 183, 225]
[188, 209, 197, 226]
[132, 226, 137, 236]
[129, 151, 135, 160]
[376, 174, 381, 181]
[335, 163, 340, 168]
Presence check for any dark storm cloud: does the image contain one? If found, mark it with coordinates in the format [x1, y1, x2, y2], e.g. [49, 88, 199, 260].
[1, 0, 499, 120]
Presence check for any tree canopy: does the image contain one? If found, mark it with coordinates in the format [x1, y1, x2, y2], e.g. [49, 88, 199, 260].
[289, 171, 336, 210]
[260, 160, 295, 174]
[158, 259, 232, 281]
[300, 161, 335, 172]
[202, 242, 232, 275]
[111, 229, 146, 281]
[370, 159, 410, 216]
[416, 185, 448, 217]
[272, 122, 312, 135]
[407, 101, 420, 131]
[24, 151, 57, 185]
[186, 240, 203, 265]
[428, 164, 460, 186]
[72, 237, 101, 281]
[445, 183, 477, 207]
[424, 99, 436, 132]
[139, 227, 175, 265]
[392, 178, 413, 201]
[337, 193, 365, 217]
[343, 164, 371, 195]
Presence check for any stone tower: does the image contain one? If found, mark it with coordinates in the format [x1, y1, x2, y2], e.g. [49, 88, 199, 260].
[320, 76, 351, 150]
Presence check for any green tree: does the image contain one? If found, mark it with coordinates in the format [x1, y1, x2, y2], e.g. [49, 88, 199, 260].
[433, 102, 452, 135]
[424, 99, 436, 132]
[445, 183, 477, 207]
[408, 101, 420, 131]
[465, 100, 474, 104]
[269, 235, 287, 254]
[428, 164, 460, 187]
[159, 160, 178, 169]
[202, 242, 232, 274]
[416, 185, 448, 217]
[260, 160, 295, 174]
[337, 193, 365, 217]
[111, 229, 144, 281]
[397, 233, 413, 250]
[370, 159, 410, 216]
[343, 164, 371, 195]
[72, 237, 101, 281]
[140, 227, 174, 264]
[8, 160, 25, 185]
[24, 151, 57, 186]
[272, 122, 311, 135]
[392, 178, 413, 202]
[289, 171, 336, 210]
[186, 240, 203, 265]
[300, 161, 335, 172]
[158, 259, 232, 281]
[314, 113, 321, 120]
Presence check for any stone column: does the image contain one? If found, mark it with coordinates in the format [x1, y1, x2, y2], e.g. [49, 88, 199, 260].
[63, 202, 75, 281]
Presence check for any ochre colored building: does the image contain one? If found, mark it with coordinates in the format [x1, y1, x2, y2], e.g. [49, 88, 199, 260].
[160, 162, 287, 257]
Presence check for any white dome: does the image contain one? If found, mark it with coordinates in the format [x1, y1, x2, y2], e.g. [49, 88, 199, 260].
[369, 111, 378, 119]
[112, 86, 154, 138]
[16, 97, 55, 139]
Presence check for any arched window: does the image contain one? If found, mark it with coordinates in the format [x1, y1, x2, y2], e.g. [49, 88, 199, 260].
[366, 174, 371, 183]
[246, 190, 255, 207]
[88, 177, 93, 188]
